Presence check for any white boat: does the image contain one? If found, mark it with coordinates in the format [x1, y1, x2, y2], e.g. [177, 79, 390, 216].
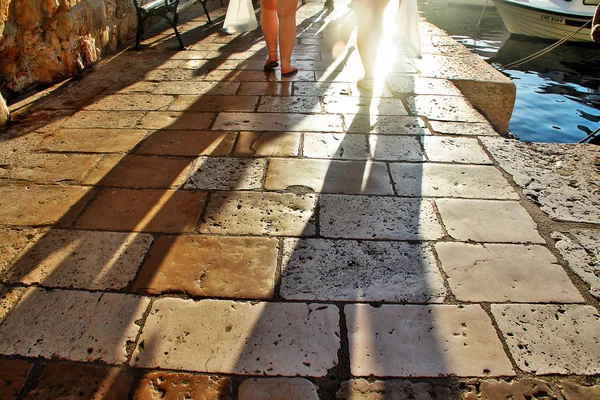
[492, 0, 598, 42]
[448, 0, 496, 7]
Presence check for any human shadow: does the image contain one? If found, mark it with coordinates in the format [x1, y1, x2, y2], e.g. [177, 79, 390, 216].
[0, 0, 474, 398]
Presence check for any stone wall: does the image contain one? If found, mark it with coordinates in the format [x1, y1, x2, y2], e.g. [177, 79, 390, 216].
[0, 0, 138, 95]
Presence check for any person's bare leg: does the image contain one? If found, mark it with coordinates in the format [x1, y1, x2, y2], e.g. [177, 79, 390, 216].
[261, 0, 279, 66]
[277, 0, 297, 74]
[355, 0, 389, 88]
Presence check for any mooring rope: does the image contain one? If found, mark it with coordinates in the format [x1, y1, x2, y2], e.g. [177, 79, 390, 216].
[503, 19, 593, 69]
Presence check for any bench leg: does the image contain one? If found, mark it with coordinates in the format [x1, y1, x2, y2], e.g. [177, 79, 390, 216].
[135, 16, 145, 49]
[199, 0, 212, 23]
[162, 15, 186, 50]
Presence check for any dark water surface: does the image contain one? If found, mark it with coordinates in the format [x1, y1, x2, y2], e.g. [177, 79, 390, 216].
[420, 0, 600, 143]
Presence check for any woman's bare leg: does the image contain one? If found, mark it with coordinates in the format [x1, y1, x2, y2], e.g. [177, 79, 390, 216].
[355, 0, 389, 81]
[261, 0, 279, 65]
[277, 0, 297, 74]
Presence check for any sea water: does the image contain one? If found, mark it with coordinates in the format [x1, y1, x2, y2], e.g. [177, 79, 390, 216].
[420, 0, 600, 143]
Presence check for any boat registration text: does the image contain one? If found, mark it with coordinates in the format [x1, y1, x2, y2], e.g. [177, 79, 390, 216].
[541, 14, 564, 23]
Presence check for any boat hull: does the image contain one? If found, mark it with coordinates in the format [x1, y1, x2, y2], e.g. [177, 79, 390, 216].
[493, 0, 595, 42]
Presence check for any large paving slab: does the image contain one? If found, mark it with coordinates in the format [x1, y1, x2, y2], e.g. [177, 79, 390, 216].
[238, 378, 318, 400]
[0, 227, 43, 272]
[61, 110, 145, 129]
[436, 242, 583, 303]
[131, 235, 278, 299]
[0, 358, 32, 399]
[336, 379, 455, 399]
[213, 112, 344, 132]
[492, 304, 600, 374]
[265, 159, 394, 195]
[481, 137, 600, 224]
[345, 304, 515, 377]
[422, 136, 492, 164]
[407, 95, 488, 123]
[302, 133, 370, 160]
[184, 157, 266, 190]
[133, 371, 232, 400]
[319, 195, 444, 240]
[0, 288, 149, 363]
[0, 153, 102, 184]
[280, 238, 446, 302]
[84, 154, 195, 188]
[22, 362, 134, 400]
[368, 135, 424, 161]
[199, 191, 316, 236]
[38, 128, 148, 153]
[0, 185, 92, 226]
[463, 378, 560, 400]
[234, 131, 301, 157]
[553, 230, 600, 300]
[135, 130, 237, 156]
[75, 188, 206, 233]
[169, 95, 259, 112]
[84, 94, 175, 111]
[3, 229, 153, 290]
[345, 115, 429, 135]
[390, 163, 519, 198]
[131, 299, 340, 376]
[137, 111, 215, 130]
[322, 96, 408, 115]
[436, 199, 545, 243]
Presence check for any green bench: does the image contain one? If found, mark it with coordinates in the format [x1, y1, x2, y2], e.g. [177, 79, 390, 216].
[132, 0, 213, 50]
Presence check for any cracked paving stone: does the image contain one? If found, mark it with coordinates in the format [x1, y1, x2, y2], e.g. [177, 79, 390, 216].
[213, 112, 343, 132]
[131, 299, 339, 376]
[84, 94, 174, 111]
[345, 115, 430, 135]
[369, 135, 424, 161]
[280, 238, 446, 302]
[322, 96, 409, 115]
[346, 304, 515, 377]
[429, 120, 497, 136]
[0, 153, 102, 184]
[0, 288, 149, 363]
[169, 95, 259, 112]
[463, 379, 559, 400]
[131, 235, 277, 299]
[423, 136, 492, 164]
[137, 112, 214, 130]
[407, 95, 488, 122]
[61, 110, 145, 129]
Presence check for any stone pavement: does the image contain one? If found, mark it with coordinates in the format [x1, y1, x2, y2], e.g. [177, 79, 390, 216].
[1, 0, 600, 398]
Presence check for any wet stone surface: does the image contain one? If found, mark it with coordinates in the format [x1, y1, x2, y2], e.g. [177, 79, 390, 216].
[280, 238, 446, 302]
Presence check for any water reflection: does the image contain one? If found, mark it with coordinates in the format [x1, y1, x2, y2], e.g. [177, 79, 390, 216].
[420, 0, 600, 143]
